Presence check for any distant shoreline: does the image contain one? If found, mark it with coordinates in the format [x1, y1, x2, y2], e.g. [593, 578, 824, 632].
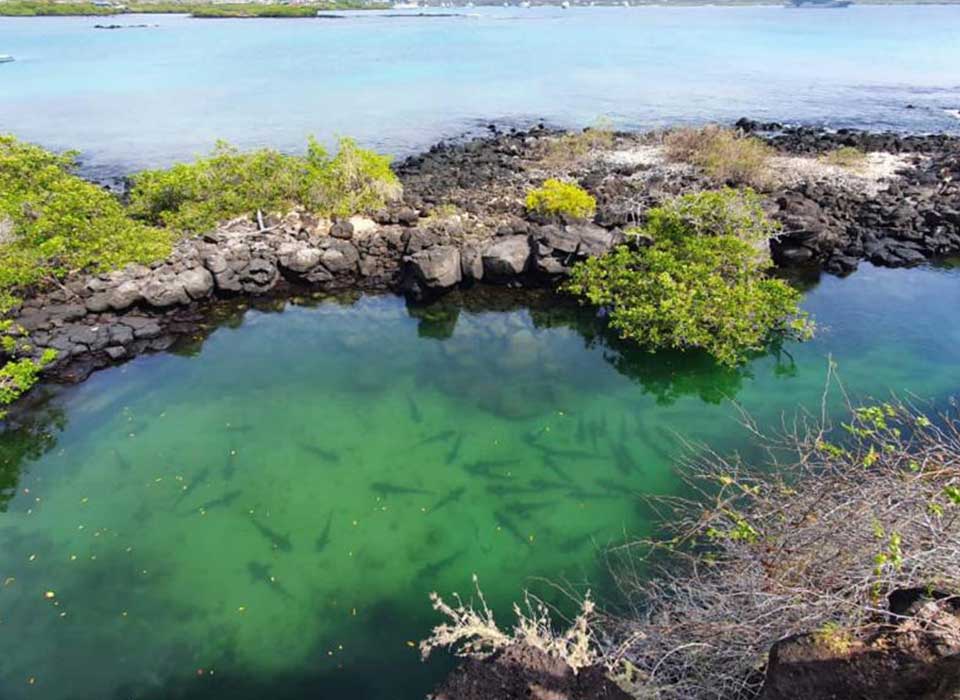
[2, 0, 960, 18]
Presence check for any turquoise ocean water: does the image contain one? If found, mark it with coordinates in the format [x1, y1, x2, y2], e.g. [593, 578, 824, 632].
[1, 5, 959, 174]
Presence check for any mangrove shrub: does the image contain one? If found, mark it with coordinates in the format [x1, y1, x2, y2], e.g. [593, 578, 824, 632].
[566, 189, 812, 366]
[127, 137, 402, 234]
[0, 134, 173, 312]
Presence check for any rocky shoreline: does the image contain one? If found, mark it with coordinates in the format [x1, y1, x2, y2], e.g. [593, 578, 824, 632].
[429, 588, 960, 700]
[4, 121, 959, 390]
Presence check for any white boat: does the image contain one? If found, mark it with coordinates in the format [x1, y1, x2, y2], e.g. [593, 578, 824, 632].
[561, 1, 570, 7]
[0, 55, 14, 64]
[392, 1, 419, 8]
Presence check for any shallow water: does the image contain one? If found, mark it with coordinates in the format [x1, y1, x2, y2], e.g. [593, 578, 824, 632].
[0, 262, 958, 699]
[1, 6, 960, 175]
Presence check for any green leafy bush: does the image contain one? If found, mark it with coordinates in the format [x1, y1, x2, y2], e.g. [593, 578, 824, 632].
[525, 179, 596, 221]
[127, 137, 401, 234]
[0, 134, 173, 312]
[644, 187, 779, 247]
[663, 126, 774, 188]
[0, 349, 57, 419]
[566, 190, 812, 366]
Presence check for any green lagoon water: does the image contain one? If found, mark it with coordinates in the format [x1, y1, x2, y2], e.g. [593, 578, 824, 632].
[1, 262, 958, 699]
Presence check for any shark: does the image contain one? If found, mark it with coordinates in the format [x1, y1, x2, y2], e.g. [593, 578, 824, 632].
[249, 517, 292, 552]
[444, 433, 464, 465]
[197, 490, 242, 513]
[174, 467, 211, 507]
[370, 482, 434, 499]
[299, 443, 341, 465]
[247, 562, 294, 600]
[407, 394, 423, 424]
[315, 512, 333, 553]
[429, 487, 466, 512]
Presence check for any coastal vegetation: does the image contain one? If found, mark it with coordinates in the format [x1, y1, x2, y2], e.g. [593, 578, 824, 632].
[0, 134, 172, 313]
[0, 0, 386, 17]
[422, 392, 960, 698]
[663, 125, 774, 188]
[0, 1, 115, 15]
[0, 135, 398, 306]
[524, 179, 597, 221]
[127, 137, 401, 233]
[0, 134, 399, 416]
[566, 188, 812, 366]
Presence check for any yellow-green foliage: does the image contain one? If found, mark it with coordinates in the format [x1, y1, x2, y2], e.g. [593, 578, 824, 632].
[525, 179, 596, 221]
[663, 125, 774, 188]
[127, 137, 401, 234]
[813, 622, 855, 655]
[820, 146, 868, 169]
[566, 189, 812, 367]
[0, 134, 173, 312]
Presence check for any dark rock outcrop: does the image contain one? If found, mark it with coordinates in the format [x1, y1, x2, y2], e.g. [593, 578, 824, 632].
[482, 235, 533, 279]
[762, 594, 960, 700]
[430, 645, 630, 700]
[404, 245, 463, 299]
[4, 123, 959, 391]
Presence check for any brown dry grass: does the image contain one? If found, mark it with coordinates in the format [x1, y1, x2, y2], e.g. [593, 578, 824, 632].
[539, 119, 616, 169]
[663, 125, 775, 188]
[820, 146, 869, 170]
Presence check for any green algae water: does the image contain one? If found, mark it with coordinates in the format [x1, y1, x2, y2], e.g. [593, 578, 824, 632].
[1, 262, 959, 700]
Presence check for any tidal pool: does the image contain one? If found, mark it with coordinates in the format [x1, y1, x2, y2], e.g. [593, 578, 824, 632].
[0, 262, 958, 700]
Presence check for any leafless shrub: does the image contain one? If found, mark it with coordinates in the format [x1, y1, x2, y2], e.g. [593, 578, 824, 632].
[421, 574, 601, 673]
[599, 369, 960, 699]
[662, 126, 774, 189]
